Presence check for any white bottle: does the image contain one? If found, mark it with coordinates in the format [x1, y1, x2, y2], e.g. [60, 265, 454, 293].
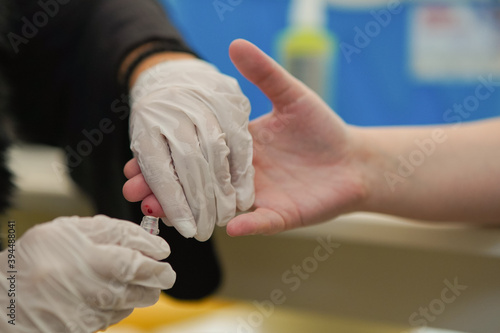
[276, 0, 337, 106]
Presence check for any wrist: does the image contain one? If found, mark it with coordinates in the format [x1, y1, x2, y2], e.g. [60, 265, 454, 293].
[347, 126, 390, 215]
[128, 51, 197, 88]
[129, 58, 222, 105]
[119, 42, 197, 89]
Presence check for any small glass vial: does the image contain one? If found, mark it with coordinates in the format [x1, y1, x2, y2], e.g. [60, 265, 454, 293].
[140, 216, 160, 235]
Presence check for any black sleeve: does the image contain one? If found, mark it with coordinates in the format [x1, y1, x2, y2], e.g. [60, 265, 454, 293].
[10, 0, 195, 144]
[9, 0, 221, 300]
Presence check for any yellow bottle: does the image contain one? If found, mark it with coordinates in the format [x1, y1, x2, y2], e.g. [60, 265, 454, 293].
[277, 0, 337, 106]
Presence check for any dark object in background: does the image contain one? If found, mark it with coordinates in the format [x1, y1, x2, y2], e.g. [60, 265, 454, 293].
[0, 0, 14, 218]
[158, 218, 222, 300]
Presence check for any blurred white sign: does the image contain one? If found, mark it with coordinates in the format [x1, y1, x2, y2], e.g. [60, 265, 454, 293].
[410, 5, 500, 82]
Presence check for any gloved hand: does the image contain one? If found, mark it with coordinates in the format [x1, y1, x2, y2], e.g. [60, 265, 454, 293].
[129, 58, 255, 241]
[0, 215, 175, 333]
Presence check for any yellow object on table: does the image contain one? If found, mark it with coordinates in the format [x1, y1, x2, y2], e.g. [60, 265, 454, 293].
[105, 294, 234, 332]
[104, 293, 414, 333]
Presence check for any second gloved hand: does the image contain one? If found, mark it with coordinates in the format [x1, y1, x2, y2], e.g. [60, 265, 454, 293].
[0, 215, 175, 333]
[129, 59, 255, 241]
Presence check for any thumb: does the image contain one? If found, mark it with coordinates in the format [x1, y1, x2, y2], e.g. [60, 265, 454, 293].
[229, 39, 309, 109]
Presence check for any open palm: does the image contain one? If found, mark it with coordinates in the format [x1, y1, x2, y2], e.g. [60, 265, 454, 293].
[226, 39, 367, 236]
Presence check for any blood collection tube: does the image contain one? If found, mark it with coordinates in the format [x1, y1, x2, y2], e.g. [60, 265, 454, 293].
[140, 216, 160, 235]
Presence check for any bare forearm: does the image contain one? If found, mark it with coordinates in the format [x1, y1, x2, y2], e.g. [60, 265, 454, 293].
[356, 118, 500, 224]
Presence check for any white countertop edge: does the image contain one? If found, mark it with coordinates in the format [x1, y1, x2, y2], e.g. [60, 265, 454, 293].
[279, 212, 500, 258]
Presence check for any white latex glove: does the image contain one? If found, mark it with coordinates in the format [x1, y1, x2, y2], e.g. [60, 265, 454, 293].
[0, 215, 175, 333]
[130, 59, 255, 241]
